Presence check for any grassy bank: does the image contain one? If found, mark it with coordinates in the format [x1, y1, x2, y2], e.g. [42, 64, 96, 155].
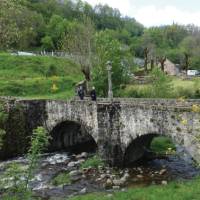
[120, 77, 200, 99]
[69, 177, 200, 200]
[0, 53, 83, 99]
[150, 136, 176, 154]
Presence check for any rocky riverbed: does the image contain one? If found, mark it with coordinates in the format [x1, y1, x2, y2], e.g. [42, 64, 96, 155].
[0, 151, 200, 199]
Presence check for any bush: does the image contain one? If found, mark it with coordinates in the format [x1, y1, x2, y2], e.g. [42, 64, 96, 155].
[80, 155, 104, 169]
[46, 64, 58, 77]
[52, 172, 71, 186]
[150, 68, 173, 98]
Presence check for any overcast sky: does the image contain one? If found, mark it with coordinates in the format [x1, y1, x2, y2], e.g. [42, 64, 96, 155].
[84, 0, 200, 27]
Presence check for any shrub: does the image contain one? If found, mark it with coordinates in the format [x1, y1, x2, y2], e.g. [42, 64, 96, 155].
[80, 155, 104, 169]
[150, 68, 173, 98]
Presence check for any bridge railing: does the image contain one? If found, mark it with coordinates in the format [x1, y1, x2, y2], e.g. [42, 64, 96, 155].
[72, 97, 200, 107]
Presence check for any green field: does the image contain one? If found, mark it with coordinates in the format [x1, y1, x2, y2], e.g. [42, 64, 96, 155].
[0, 53, 83, 100]
[121, 77, 200, 99]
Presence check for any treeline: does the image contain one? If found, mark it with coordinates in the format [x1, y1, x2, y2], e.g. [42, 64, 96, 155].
[0, 0, 143, 50]
[1, 0, 200, 96]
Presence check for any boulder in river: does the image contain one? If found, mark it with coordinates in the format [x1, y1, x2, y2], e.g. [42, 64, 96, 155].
[161, 180, 168, 185]
[159, 169, 167, 175]
[67, 162, 77, 168]
[69, 170, 81, 177]
[79, 187, 87, 194]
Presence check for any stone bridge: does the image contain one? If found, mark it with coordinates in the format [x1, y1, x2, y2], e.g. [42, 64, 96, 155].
[1, 98, 200, 167]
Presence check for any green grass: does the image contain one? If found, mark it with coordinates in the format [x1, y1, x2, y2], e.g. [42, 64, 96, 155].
[52, 172, 71, 186]
[0, 53, 83, 99]
[150, 136, 176, 154]
[80, 155, 104, 169]
[121, 77, 200, 99]
[68, 177, 200, 200]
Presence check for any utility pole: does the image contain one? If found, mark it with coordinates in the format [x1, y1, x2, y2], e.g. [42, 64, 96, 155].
[106, 61, 113, 100]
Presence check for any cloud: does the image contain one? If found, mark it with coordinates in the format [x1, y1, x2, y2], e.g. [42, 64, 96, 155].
[134, 5, 200, 27]
[84, 1, 200, 27]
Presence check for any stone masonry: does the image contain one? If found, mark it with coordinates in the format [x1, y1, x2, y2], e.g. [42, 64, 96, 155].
[1, 98, 200, 167]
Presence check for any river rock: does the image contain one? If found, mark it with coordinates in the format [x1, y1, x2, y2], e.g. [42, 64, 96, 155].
[100, 174, 106, 179]
[161, 180, 168, 185]
[79, 188, 87, 194]
[123, 172, 130, 180]
[76, 152, 88, 159]
[113, 179, 124, 186]
[159, 169, 167, 175]
[67, 162, 76, 168]
[96, 178, 102, 182]
[75, 159, 85, 165]
[107, 194, 113, 198]
[69, 170, 81, 176]
[112, 185, 120, 190]
[136, 174, 143, 179]
[82, 174, 86, 179]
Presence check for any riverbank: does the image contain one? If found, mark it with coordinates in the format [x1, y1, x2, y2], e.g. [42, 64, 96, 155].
[69, 177, 200, 200]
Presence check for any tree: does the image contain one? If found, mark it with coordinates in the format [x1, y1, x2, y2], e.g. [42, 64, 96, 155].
[0, 0, 45, 50]
[0, 126, 50, 199]
[92, 30, 131, 97]
[0, 0, 21, 49]
[62, 16, 95, 93]
[143, 47, 149, 72]
[158, 56, 167, 72]
[41, 36, 54, 50]
[150, 68, 172, 98]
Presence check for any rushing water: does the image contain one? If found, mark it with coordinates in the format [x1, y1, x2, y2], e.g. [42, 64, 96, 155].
[0, 150, 200, 199]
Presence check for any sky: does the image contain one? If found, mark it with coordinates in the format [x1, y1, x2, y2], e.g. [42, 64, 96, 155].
[84, 0, 200, 27]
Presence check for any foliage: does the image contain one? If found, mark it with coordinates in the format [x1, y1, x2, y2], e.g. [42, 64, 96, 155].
[62, 16, 95, 85]
[92, 30, 131, 97]
[0, 101, 8, 150]
[150, 68, 173, 98]
[150, 136, 176, 154]
[80, 155, 104, 169]
[41, 36, 54, 50]
[0, 53, 82, 99]
[52, 172, 71, 186]
[46, 64, 58, 77]
[0, 126, 50, 199]
[25, 127, 50, 188]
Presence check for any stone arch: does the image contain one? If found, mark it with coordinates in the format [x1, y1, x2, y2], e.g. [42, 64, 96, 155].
[123, 133, 157, 166]
[48, 120, 98, 154]
[122, 131, 185, 166]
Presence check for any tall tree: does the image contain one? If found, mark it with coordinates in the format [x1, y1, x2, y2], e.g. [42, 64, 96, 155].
[92, 30, 131, 96]
[62, 16, 94, 93]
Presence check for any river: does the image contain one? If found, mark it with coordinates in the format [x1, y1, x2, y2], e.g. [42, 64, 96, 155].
[0, 149, 199, 199]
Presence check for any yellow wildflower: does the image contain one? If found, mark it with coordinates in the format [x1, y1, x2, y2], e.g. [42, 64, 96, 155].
[181, 119, 188, 125]
[51, 83, 58, 92]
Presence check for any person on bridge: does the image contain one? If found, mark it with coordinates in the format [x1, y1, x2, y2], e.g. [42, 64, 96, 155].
[78, 86, 84, 100]
[90, 86, 96, 101]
